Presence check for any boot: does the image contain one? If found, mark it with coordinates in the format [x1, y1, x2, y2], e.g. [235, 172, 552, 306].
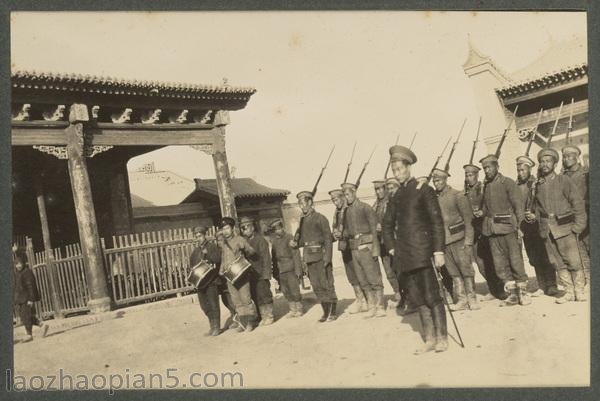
[398, 295, 417, 316]
[286, 302, 296, 318]
[449, 278, 468, 311]
[259, 304, 274, 326]
[503, 281, 519, 306]
[244, 316, 255, 332]
[431, 303, 448, 352]
[210, 317, 221, 336]
[517, 282, 532, 306]
[363, 291, 377, 319]
[294, 301, 304, 317]
[555, 269, 575, 304]
[235, 316, 246, 333]
[572, 270, 587, 302]
[348, 286, 368, 314]
[318, 303, 331, 322]
[327, 302, 338, 321]
[465, 277, 481, 310]
[374, 289, 386, 317]
[414, 306, 436, 355]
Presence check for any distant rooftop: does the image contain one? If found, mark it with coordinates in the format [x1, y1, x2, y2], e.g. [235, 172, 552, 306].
[182, 178, 290, 203]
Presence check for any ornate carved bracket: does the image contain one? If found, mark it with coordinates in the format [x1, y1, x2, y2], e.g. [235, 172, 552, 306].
[111, 108, 132, 123]
[169, 109, 189, 124]
[193, 110, 213, 124]
[141, 109, 162, 124]
[43, 105, 66, 121]
[33, 145, 69, 159]
[12, 104, 31, 121]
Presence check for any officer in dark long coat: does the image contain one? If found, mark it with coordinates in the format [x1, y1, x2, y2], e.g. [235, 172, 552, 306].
[382, 145, 448, 354]
[291, 191, 337, 322]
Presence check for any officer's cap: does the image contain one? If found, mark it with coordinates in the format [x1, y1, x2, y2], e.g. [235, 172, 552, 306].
[341, 182, 357, 191]
[389, 145, 417, 165]
[432, 168, 450, 179]
[328, 189, 344, 198]
[372, 180, 386, 189]
[220, 217, 236, 229]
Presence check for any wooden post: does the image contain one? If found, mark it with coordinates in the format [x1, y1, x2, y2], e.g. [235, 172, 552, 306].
[211, 111, 238, 219]
[65, 104, 111, 313]
[33, 172, 64, 318]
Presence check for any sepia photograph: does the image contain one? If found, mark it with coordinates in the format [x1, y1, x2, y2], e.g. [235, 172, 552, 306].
[5, 7, 592, 395]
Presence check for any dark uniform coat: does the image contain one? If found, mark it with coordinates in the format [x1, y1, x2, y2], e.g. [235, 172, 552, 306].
[271, 233, 303, 276]
[190, 240, 221, 268]
[382, 177, 445, 273]
[296, 210, 333, 265]
[481, 173, 524, 236]
[14, 267, 41, 305]
[436, 185, 474, 246]
[246, 234, 273, 280]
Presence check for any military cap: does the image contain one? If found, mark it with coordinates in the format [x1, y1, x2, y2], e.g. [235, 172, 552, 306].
[270, 218, 284, 229]
[328, 189, 344, 198]
[296, 191, 313, 201]
[516, 155, 535, 167]
[432, 168, 450, 179]
[220, 216, 236, 228]
[372, 180, 385, 188]
[463, 164, 481, 173]
[193, 226, 208, 235]
[389, 145, 417, 165]
[385, 177, 400, 187]
[561, 145, 581, 156]
[239, 216, 255, 226]
[341, 182, 357, 191]
[537, 148, 559, 163]
[479, 154, 499, 166]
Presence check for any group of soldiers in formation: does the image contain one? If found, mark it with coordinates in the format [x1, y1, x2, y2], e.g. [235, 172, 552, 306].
[190, 137, 589, 355]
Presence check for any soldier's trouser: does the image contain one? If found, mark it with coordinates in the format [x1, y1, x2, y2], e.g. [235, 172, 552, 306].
[380, 254, 400, 294]
[306, 260, 338, 303]
[341, 249, 359, 286]
[198, 283, 221, 319]
[16, 303, 40, 336]
[279, 271, 302, 302]
[350, 248, 384, 292]
[523, 233, 556, 291]
[473, 235, 504, 295]
[487, 232, 528, 284]
[404, 266, 443, 309]
[227, 276, 257, 317]
[445, 240, 475, 278]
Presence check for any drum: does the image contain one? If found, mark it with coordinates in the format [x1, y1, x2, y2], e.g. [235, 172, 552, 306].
[187, 260, 218, 289]
[222, 256, 252, 284]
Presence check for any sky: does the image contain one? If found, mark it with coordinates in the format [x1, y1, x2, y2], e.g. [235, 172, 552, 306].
[11, 11, 587, 196]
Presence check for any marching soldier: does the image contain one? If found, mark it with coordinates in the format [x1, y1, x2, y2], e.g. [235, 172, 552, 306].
[463, 164, 506, 301]
[329, 189, 368, 314]
[382, 145, 448, 354]
[515, 156, 559, 297]
[190, 226, 235, 336]
[561, 144, 590, 293]
[219, 217, 258, 332]
[527, 148, 587, 303]
[475, 155, 529, 306]
[290, 191, 338, 322]
[269, 219, 304, 317]
[240, 216, 275, 326]
[431, 169, 479, 311]
[372, 180, 402, 307]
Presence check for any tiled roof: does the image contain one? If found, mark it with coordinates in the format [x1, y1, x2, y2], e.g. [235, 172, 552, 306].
[11, 70, 256, 100]
[183, 178, 290, 202]
[495, 63, 587, 98]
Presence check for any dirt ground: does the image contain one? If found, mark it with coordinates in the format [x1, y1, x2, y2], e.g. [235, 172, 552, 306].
[13, 264, 589, 390]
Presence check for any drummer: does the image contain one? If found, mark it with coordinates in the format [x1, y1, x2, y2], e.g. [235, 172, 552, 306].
[240, 216, 275, 326]
[219, 217, 259, 333]
[190, 226, 234, 336]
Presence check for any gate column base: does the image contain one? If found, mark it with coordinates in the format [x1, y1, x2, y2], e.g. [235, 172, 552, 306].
[87, 297, 112, 314]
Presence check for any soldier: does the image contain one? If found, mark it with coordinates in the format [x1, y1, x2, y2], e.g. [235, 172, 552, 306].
[382, 146, 448, 354]
[463, 164, 506, 301]
[385, 177, 400, 196]
[475, 155, 529, 306]
[372, 180, 402, 307]
[561, 145, 590, 293]
[240, 216, 275, 326]
[13, 253, 47, 342]
[290, 191, 338, 322]
[329, 189, 368, 314]
[431, 169, 479, 311]
[269, 218, 304, 317]
[190, 226, 235, 336]
[527, 148, 587, 303]
[515, 156, 559, 297]
[219, 217, 258, 332]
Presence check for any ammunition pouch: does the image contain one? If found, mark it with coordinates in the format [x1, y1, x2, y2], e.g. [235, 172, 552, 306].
[556, 212, 575, 226]
[448, 221, 465, 235]
[303, 241, 323, 254]
[493, 214, 512, 225]
[348, 233, 374, 251]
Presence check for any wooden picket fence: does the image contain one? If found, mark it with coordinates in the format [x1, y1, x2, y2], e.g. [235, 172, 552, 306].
[17, 227, 217, 320]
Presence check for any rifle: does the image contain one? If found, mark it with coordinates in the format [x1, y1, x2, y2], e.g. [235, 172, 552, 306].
[443, 118, 467, 173]
[384, 133, 401, 178]
[547, 101, 564, 147]
[409, 131, 418, 149]
[293, 146, 336, 244]
[525, 108, 544, 157]
[464, 117, 482, 195]
[565, 97, 575, 144]
[343, 142, 357, 183]
[425, 136, 452, 183]
[494, 104, 519, 158]
[355, 146, 377, 188]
